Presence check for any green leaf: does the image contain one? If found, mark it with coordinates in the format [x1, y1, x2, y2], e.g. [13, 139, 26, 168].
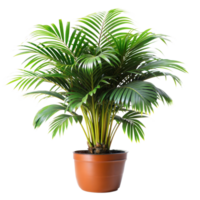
[51, 23, 61, 37]
[33, 104, 66, 128]
[59, 19, 64, 41]
[76, 8, 133, 47]
[101, 81, 158, 113]
[114, 110, 146, 142]
[75, 35, 86, 56]
[68, 29, 76, 49]
[24, 90, 65, 100]
[65, 22, 70, 45]
[72, 31, 82, 53]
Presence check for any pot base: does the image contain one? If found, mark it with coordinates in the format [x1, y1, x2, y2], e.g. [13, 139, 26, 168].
[81, 189, 120, 194]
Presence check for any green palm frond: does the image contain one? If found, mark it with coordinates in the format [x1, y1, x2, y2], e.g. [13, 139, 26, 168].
[34, 95, 52, 104]
[155, 87, 172, 105]
[117, 110, 147, 121]
[111, 29, 168, 64]
[77, 46, 120, 70]
[17, 42, 66, 71]
[8, 70, 45, 90]
[76, 8, 133, 47]
[9, 9, 187, 151]
[49, 114, 83, 138]
[24, 90, 65, 101]
[135, 71, 182, 85]
[65, 84, 102, 111]
[33, 104, 66, 128]
[138, 59, 187, 73]
[16, 19, 88, 73]
[114, 111, 147, 142]
[8, 69, 70, 91]
[101, 81, 158, 113]
[103, 31, 173, 88]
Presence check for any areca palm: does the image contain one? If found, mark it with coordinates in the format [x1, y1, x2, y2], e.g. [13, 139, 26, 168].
[9, 9, 187, 153]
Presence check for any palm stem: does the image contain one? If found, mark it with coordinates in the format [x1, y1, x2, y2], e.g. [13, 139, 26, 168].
[80, 106, 91, 145]
[111, 123, 118, 135]
[79, 122, 92, 146]
[68, 108, 92, 146]
[93, 105, 98, 144]
[86, 104, 95, 143]
[108, 123, 121, 149]
[108, 106, 116, 144]
[105, 101, 113, 144]
[103, 102, 109, 145]
[101, 101, 104, 143]
[96, 105, 100, 143]
[91, 82, 97, 144]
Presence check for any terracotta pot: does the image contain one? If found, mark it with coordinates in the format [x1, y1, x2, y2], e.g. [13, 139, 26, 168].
[73, 150, 127, 192]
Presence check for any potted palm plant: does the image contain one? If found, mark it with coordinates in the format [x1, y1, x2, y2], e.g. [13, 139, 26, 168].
[9, 8, 187, 192]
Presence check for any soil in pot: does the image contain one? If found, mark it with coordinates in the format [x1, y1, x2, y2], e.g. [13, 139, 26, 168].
[75, 150, 125, 154]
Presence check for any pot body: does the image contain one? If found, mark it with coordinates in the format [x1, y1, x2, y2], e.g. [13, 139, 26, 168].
[73, 150, 127, 193]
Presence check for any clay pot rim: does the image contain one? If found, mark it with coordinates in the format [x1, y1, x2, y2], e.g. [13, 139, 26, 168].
[73, 150, 128, 155]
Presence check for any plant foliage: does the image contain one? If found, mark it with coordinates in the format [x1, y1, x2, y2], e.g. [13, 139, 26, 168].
[9, 9, 187, 153]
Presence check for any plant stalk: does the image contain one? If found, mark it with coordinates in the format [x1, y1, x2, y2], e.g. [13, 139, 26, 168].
[105, 101, 113, 144]
[101, 100, 104, 144]
[108, 123, 121, 149]
[103, 100, 109, 141]
[68, 109, 92, 146]
[111, 123, 118, 144]
[80, 106, 91, 145]
[91, 74, 99, 143]
[96, 105, 100, 143]
[83, 104, 95, 144]
[80, 124, 92, 146]
[108, 106, 116, 145]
